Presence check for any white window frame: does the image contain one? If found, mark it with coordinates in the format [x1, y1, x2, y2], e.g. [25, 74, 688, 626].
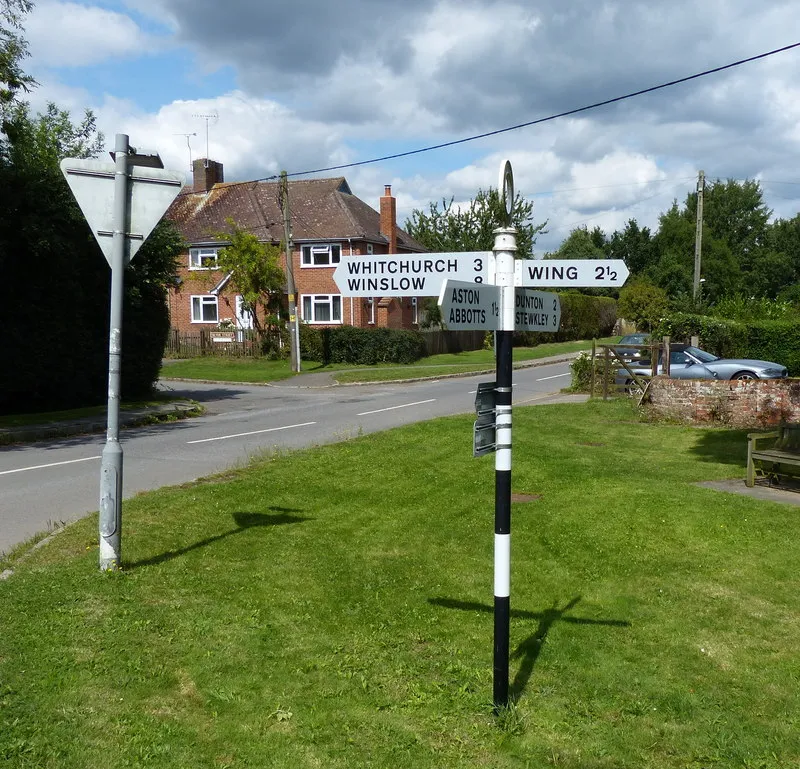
[366, 297, 375, 325]
[189, 247, 220, 270]
[411, 296, 419, 325]
[301, 243, 342, 268]
[191, 295, 219, 324]
[301, 294, 342, 324]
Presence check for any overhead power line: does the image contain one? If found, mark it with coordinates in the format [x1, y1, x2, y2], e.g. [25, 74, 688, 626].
[265, 42, 798, 182]
[195, 42, 799, 194]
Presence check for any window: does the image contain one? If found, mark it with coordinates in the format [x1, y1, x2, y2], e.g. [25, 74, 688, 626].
[411, 296, 419, 325]
[366, 297, 375, 324]
[302, 294, 342, 324]
[366, 243, 374, 255]
[301, 244, 341, 267]
[189, 247, 220, 269]
[670, 351, 689, 366]
[191, 295, 219, 323]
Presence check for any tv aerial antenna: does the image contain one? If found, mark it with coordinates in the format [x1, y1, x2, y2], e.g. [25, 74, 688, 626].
[192, 113, 218, 167]
[173, 132, 196, 170]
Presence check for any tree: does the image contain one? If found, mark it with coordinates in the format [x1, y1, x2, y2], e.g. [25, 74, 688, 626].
[547, 225, 606, 259]
[0, 101, 183, 411]
[649, 202, 740, 305]
[688, 179, 771, 275]
[405, 187, 546, 259]
[1, 0, 34, 113]
[606, 219, 656, 276]
[214, 218, 286, 352]
[617, 279, 669, 331]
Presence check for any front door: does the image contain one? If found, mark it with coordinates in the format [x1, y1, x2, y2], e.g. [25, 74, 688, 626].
[235, 296, 254, 341]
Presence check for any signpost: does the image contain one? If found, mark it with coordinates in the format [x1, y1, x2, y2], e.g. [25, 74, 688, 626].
[515, 258, 629, 288]
[336, 158, 629, 712]
[333, 251, 492, 297]
[61, 135, 184, 571]
[438, 280, 500, 330]
[514, 288, 561, 332]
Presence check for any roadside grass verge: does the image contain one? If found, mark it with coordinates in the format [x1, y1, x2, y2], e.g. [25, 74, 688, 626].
[2, 399, 797, 768]
[0, 394, 200, 430]
[162, 337, 616, 384]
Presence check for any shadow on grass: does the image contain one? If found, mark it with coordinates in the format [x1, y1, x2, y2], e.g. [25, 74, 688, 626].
[429, 596, 630, 698]
[688, 428, 749, 466]
[125, 508, 310, 571]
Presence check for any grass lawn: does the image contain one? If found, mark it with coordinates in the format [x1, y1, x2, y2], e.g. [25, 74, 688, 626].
[162, 337, 617, 384]
[2, 399, 797, 768]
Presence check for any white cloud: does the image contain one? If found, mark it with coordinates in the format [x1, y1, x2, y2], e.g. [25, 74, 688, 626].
[25, 1, 157, 68]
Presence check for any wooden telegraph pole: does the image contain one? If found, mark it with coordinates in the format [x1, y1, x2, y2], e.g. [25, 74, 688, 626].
[280, 171, 301, 372]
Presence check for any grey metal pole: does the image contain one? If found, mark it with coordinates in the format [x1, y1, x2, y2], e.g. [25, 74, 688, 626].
[492, 226, 517, 709]
[98, 133, 130, 571]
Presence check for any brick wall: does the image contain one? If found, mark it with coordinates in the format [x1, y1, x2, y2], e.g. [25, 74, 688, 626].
[648, 377, 800, 428]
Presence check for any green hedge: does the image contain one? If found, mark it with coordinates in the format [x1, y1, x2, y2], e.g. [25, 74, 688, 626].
[513, 293, 617, 346]
[652, 313, 800, 376]
[299, 325, 427, 365]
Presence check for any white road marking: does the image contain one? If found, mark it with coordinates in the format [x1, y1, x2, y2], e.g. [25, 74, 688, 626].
[0, 455, 101, 476]
[187, 421, 317, 444]
[536, 373, 570, 381]
[357, 399, 436, 416]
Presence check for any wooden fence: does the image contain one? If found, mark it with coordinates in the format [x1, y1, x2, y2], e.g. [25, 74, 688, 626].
[164, 328, 261, 358]
[421, 329, 486, 356]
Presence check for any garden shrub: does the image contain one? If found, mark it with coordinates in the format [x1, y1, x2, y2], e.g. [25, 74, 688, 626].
[300, 325, 427, 365]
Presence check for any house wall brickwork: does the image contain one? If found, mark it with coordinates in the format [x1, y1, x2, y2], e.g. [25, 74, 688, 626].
[647, 377, 800, 428]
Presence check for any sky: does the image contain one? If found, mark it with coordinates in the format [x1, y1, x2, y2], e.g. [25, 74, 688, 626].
[16, 0, 800, 253]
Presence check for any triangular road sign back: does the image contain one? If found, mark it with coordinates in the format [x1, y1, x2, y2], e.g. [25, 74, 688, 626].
[60, 158, 185, 267]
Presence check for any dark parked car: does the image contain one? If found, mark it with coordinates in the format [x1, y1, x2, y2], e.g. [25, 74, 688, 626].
[613, 333, 651, 361]
[616, 344, 788, 392]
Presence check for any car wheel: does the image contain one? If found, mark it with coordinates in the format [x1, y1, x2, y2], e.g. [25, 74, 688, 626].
[731, 371, 759, 381]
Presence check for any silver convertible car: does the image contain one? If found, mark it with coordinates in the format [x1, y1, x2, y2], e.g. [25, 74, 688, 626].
[616, 344, 788, 390]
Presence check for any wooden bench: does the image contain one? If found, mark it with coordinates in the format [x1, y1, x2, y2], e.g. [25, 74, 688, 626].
[746, 424, 800, 487]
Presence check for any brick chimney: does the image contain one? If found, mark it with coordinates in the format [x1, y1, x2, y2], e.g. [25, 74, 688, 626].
[192, 158, 224, 193]
[380, 184, 397, 254]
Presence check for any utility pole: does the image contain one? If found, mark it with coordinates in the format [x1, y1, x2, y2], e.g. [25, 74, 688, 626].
[280, 171, 301, 372]
[693, 169, 705, 303]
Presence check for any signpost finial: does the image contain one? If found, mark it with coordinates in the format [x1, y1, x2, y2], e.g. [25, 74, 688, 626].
[498, 159, 514, 227]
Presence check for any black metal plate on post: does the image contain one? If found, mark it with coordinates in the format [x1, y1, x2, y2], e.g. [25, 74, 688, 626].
[475, 381, 497, 416]
[474, 413, 497, 457]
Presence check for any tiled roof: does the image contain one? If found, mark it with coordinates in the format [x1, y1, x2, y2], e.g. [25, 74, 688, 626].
[166, 176, 426, 252]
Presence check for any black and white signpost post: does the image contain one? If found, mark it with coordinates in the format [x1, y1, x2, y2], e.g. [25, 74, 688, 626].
[492, 160, 516, 709]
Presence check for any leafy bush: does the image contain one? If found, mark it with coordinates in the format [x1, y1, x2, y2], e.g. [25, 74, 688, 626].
[299, 323, 325, 362]
[708, 294, 797, 322]
[568, 350, 620, 393]
[299, 325, 427, 365]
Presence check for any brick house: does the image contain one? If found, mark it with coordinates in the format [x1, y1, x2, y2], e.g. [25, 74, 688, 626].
[164, 159, 427, 334]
